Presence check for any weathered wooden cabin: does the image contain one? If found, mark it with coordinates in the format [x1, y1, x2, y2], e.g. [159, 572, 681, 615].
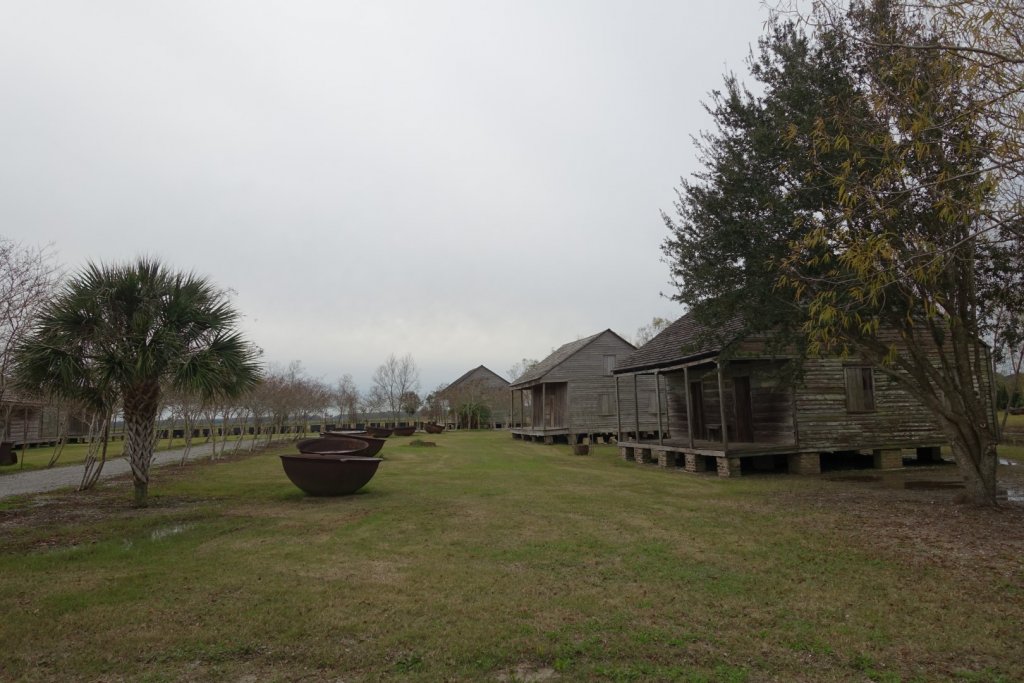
[0, 387, 97, 450]
[509, 330, 659, 444]
[613, 312, 995, 477]
[439, 365, 511, 428]
[1, 394, 47, 447]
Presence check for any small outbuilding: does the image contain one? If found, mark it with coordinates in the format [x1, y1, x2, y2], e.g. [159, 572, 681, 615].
[509, 329, 660, 444]
[438, 365, 511, 429]
[612, 312, 996, 477]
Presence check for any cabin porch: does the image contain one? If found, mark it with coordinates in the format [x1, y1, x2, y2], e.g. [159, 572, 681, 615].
[508, 381, 571, 442]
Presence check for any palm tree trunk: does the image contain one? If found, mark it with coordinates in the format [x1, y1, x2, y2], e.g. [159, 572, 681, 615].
[124, 384, 160, 507]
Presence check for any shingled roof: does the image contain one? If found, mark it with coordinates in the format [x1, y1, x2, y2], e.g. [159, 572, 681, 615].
[614, 312, 748, 373]
[444, 365, 509, 391]
[509, 330, 633, 388]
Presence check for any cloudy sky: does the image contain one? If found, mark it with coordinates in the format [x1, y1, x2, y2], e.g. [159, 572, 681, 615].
[0, 1, 769, 392]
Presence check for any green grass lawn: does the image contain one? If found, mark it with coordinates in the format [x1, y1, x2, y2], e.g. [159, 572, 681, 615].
[0, 431, 1021, 682]
[999, 411, 1024, 430]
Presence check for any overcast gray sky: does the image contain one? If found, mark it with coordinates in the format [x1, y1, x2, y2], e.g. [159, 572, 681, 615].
[0, 1, 769, 392]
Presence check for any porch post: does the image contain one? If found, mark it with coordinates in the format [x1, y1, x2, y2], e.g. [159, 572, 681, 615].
[716, 361, 729, 450]
[684, 366, 694, 449]
[633, 374, 640, 439]
[614, 375, 622, 442]
[509, 391, 513, 430]
[656, 371, 664, 446]
[521, 390, 525, 428]
[542, 384, 547, 430]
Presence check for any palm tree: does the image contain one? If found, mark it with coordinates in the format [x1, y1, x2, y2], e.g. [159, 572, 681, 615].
[14, 258, 261, 506]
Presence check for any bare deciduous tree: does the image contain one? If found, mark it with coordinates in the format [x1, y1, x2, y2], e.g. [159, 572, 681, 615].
[506, 358, 539, 383]
[0, 237, 60, 441]
[336, 374, 360, 425]
[372, 353, 420, 424]
[634, 317, 672, 347]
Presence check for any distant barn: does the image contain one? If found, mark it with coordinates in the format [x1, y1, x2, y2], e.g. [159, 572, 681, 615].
[509, 330, 659, 444]
[438, 365, 510, 429]
[613, 312, 996, 476]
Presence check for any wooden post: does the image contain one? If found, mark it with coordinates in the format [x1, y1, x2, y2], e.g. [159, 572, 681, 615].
[521, 390, 525, 428]
[542, 384, 547, 430]
[790, 381, 800, 446]
[684, 366, 694, 449]
[717, 361, 729, 450]
[633, 374, 640, 439]
[656, 372, 664, 445]
[614, 375, 622, 442]
[21, 406, 28, 468]
[509, 391, 514, 430]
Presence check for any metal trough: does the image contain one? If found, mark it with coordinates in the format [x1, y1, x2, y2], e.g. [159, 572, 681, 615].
[296, 436, 372, 455]
[279, 454, 382, 496]
[321, 432, 386, 457]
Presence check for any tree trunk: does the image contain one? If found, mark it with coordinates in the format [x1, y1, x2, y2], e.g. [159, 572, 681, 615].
[942, 418, 999, 505]
[79, 413, 106, 491]
[47, 408, 69, 468]
[124, 384, 160, 507]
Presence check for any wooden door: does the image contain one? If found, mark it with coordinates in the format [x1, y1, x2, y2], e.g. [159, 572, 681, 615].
[733, 376, 754, 442]
[689, 380, 705, 439]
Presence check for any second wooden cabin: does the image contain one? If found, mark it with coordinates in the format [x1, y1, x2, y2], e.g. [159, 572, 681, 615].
[509, 329, 659, 444]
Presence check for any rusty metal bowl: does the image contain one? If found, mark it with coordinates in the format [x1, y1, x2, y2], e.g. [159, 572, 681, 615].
[321, 432, 386, 457]
[296, 437, 370, 455]
[423, 423, 444, 434]
[364, 426, 393, 438]
[279, 454, 382, 496]
[392, 426, 416, 437]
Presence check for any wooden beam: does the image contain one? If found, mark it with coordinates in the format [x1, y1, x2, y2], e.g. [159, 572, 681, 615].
[685, 366, 694, 449]
[633, 374, 640, 438]
[542, 384, 547, 430]
[617, 355, 795, 377]
[614, 375, 622, 442]
[716, 361, 729, 449]
[656, 371, 664, 445]
[790, 382, 800, 447]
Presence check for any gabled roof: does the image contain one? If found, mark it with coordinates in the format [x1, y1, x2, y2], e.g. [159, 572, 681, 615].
[510, 329, 635, 388]
[445, 365, 509, 391]
[614, 312, 747, 373]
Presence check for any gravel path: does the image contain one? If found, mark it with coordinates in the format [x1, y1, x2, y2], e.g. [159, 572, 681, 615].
[0, 441, 255, 500]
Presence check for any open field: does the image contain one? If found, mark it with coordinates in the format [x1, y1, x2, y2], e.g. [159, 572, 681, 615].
[1001, 412, 1024, 429]
[1, 431, 1022, 682]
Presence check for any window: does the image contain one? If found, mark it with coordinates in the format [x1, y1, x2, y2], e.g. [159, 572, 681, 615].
[599, 393, 612, 415]
[604, 355, 616, 374]
[648, 390, 660, 414]
[845, 366, 875, 412]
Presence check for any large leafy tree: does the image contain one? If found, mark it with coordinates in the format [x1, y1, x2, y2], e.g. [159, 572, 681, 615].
[664, 3, 1009, 504]
[14, 258, 261, 506]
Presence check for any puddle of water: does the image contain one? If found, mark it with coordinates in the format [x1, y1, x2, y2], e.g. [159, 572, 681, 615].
[150, 523, 191, 541]
[998, 487, 1024, 503]
[999, 458, 1018, 466]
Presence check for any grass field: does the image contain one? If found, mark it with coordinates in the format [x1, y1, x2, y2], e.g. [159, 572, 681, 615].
[0, 431, 1021, 682]
[999, 411, 1024, 430]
